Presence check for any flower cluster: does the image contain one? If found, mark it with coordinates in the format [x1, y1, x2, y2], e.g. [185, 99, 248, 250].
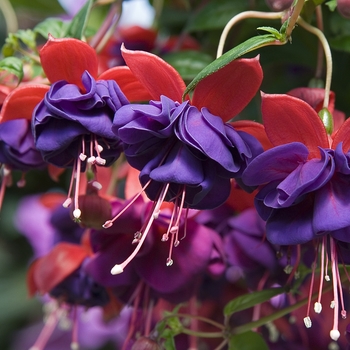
[2, 0, 350, 349]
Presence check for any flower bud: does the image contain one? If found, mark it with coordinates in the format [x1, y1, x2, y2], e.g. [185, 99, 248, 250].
[337, 0, 350, 18]
[74, 194, 112, 229]
[265, 0, 293, 11]
[131, 337, 160, 350]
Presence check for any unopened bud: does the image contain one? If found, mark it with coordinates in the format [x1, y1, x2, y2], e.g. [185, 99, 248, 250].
[337, 0, 350, 18]
[265, 0, 293, 11]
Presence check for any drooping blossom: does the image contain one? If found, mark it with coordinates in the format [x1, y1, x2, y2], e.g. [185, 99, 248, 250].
[103, 46, 263, 275]
[16, 193, 125, 349]
[242, 90, 350, 340]
[0, 85, 48, 211]
[16, 35, 151, 221]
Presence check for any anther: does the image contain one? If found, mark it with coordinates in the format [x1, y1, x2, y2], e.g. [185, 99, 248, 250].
[166, 258, 173, 266]
[79, 153, 87, 161]
[330, 300, 335, 309]
[170, 226, 178, 234]
[303, 316, 312, 328]
[71, 342, 79, 350]
[330, 329, 340, 341]
[92, 181, 102, 190]
[97, 144, 103, 152]
[325, 275, 331, 281]
[284, 265, 293, 274]
[174, 240, 180, 247]
[102, 220, 113, 228]
[95, 156, 106, 165]
[341, 310, 347, 319]
[17, 179, 26, 187]
[87, 156, 96, 164]
[73, 209, 81, 219]
[314, 302, 322, 314]
[111, 264, 124, 275]
[161, 234, 169, 241]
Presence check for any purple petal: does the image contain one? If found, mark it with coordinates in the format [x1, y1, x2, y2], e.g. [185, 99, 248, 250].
[265, 196, 315, 245]
[242, 142, 309, 186]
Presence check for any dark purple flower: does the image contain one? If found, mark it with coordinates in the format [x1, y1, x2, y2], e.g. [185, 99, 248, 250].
[113, 96, 262, 210]
[33, 71, 127, 169]
[242, 92, 350, 340]
[0, 118, 46, 171]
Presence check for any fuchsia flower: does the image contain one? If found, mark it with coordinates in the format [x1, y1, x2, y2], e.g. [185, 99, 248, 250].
[242, 89, 350, 340]
[103, 44, 264, 274]
[1, 35, 151, 221]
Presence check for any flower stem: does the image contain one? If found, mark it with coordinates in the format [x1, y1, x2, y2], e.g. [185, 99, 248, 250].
[285, 0, 305, 39]
[0, 0, 18, 34]
[217, 11, 284, 58]
[297, 16, 333, 109]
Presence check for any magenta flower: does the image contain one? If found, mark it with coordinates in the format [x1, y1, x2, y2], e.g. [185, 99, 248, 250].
[85, 196, 225, 304]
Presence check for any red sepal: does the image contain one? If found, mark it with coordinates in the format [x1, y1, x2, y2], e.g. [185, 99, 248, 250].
[98, 66, 152, 102]
[332, 116, 350, 152]
[287, 87, 335, 114]
[121, 44, 186, 102]
[191, 56, 263, 122]
[40, 35, 98, 89]
[231, 120, 273, 151]
[0, 84, 49, 123]
[29, 242, 88, 295]
[261, 93, 329, 159]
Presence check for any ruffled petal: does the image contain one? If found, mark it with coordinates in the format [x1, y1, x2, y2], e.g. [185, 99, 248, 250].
[191, 56, 263, 122]
[276, 148, 335, 207]
[313, 175, 350, 233]
[261, 93, 329, 157]
[242, 142, 309, 186]
[265, 197, 315, 245]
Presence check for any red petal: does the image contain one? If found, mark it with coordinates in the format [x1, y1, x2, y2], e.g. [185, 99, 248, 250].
[98, 66, 152, 102]
[40, 35, 98, 88]
[332, 109, 346, 135]
[0, 85, 11, 105]
[48, 164, 65, 182]
[121, 44, 186, 102]
[27, 260, 40, 297]
[226, 181, 257, 212]
[287, 87, 335, 113]
[231, 120, 273, 151]
[39, 192, 65, 209]
[332, 116, 350, 152]
[261, 93, 329, 158]
[32, 242, 88, 295]
[191, 56, 263, 122]
[0, 84, 49, 123]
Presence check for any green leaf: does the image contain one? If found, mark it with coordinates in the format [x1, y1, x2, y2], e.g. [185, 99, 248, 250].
[229, 331, 269, 350]
[224, 287, 285, 317]
[187, 0, 247, 32]
[162, 50, 213, 81]
[326, 0, 337, 11]
[329, 35, 350, 53]
[257, 26, 282, 39]
[0, 57, 23, 81]
[64, 0, 94, 39]
[183, 34, 280, 98]
[18, 30, 36, 50]
[34, 18, 70, 39]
